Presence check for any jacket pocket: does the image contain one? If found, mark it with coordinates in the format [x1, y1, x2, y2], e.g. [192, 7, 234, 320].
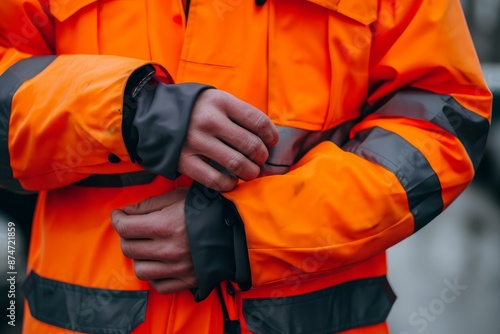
[179, 1, 244, 68]
[23, 271, 148, 334]
[48, 0, 152, 58]
[266, 0, 377, 130]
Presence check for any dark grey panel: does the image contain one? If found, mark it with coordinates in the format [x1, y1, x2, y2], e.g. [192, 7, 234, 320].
[23, 271, 147, 334]
[344, 127, 443, 232]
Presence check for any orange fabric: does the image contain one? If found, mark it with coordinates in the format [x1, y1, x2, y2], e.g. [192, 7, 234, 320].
[0, 0, 491, 333]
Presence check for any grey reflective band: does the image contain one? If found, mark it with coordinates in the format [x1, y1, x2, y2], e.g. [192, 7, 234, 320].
[263, 119, 357, 176]
[344, 127, 443, 232]
[243, 276, 396, 334]
[74, 171, 157, 187]
[372, 89, 489, 169]
[0, 56, 57, 192]
[22, 271, 148, 334]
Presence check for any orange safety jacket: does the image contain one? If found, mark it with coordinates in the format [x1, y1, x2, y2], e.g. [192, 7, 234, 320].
[0, 0, 492, 333]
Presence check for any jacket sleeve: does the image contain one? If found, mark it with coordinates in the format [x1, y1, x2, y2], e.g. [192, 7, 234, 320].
[0, 0, 193, 192]
[185, 0, 492, 298]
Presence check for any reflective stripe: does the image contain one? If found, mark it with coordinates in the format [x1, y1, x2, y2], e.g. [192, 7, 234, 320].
[372, 89, 489, 169]
[74, 171, 157, 187]
[262, 119, 357, 176]
[22, 271, 148, 334]
[343, 127, 443, 232]
[0, 56, 57, 192]
[243, 276, 395, 334]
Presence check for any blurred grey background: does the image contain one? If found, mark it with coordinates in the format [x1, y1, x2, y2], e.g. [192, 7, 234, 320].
[0, 1, 499, 333]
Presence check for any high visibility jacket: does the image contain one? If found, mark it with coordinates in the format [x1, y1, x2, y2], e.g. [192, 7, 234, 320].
[0, 0, 492, 333]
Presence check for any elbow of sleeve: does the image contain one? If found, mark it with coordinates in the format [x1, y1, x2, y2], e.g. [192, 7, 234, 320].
[184, 181, 251, 302]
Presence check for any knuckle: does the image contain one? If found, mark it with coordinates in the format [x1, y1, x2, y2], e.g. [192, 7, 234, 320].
[158, 246, 174, 261]
[111, 216, 123, 234]
[187, 276, 197, 288]
[177, 261, 193, 276]
[187, 132, 207, 150]
[203, 171, 223, 191]
[226, 154, 245, 174]
[210, 90, 230, 106]
[117, 226, 128, 239]
[253, 111, 269, 131]
[177, 155, 195, 174]
[152, 221, 168, 238]
[199, 88, 218, 103]
[134, 201, 148, 214]
[120, 240, 134, 259]
[114, 222, 131, 239]
[150, 280, 160, 292]
[244, 136, 263, 159]
[196, 110, 216, 130]
[151, 281, 168, 294]
[133, 263, 149, 281]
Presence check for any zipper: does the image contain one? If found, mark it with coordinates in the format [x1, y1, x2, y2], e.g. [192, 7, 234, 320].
[216, 282, 241, 334]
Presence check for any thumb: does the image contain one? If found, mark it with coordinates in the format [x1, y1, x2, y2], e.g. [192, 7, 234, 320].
[124, 188, 189, 215]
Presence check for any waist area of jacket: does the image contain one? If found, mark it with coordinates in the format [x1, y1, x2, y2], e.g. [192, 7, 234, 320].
[24, 177, 391, 334]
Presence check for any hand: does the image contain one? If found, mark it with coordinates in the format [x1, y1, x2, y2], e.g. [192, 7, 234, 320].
[111, 189, 195, 294]
[178, 89, 279, 192]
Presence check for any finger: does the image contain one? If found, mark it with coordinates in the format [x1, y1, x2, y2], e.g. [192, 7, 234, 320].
[214, 119, 270, 166]
[111, 209, 134, 238]
[133, 260, 193, 281]
[111, 209, 148, 239]
[150, 276, 197, 294]
[124, 189, 188, 215]
[112, 209, 172, 239]
[178, 155, 238, 192]
[115, 198, 186, 241]
[221, 93, 279, 147]
[121, 236, 189, 261]
[190, 135, 261, 181]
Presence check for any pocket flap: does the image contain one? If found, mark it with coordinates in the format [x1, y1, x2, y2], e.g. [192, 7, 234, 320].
[49, 0, 98, 21]
[306, 0, 378, 25]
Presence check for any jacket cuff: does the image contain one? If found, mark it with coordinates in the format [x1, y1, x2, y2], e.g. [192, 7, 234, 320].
[185, 181, 252, 302]
[122, 64, 214, 179]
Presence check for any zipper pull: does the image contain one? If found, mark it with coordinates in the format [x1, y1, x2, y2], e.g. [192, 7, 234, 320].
[226, 281, 235, 296]
[217, 284, 241, 334]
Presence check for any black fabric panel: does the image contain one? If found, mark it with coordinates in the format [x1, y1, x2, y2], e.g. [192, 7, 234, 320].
[74, 171, 156, 187]
[185, 181, 251, 302]
[22, 271, 148, 334]
[122, 68, 214, 180]
[343, 127, 443, 232]
[222, 195, 252, 291]
[372, 89, 490, 170]
[0, 56, 57, 192]
[443, 96, 490, 170]
[243, 276, 396, 334]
